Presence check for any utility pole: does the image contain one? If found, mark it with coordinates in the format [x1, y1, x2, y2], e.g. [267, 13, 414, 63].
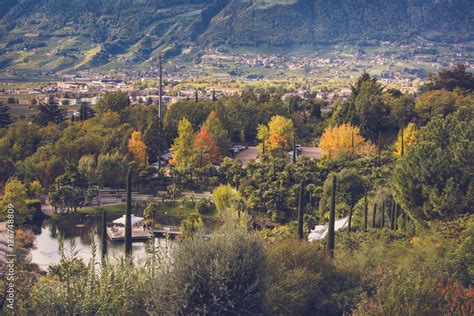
[158, 51, 163, 119]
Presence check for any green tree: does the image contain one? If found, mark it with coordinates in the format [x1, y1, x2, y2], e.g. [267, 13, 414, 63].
[79, 104, 95, 121]
[415, 89, 459, 123]
[0, 121, 42, 160]
[0, 178, 29, 223]
[219, 158, 245, 188]
[392, 106, 474, 222]
[34, 96, 65, 126]
[96, 152, 126, 190]
[163, 100, 214, 143]
[332, 73, 387, 138]
[143, 108, 165, 163]
[179, 214, 203, 238]
[320, 169, 365, 218]
[202, 111, 231, 154]
[384, 92, 415, 128]
[170, 117, 195, 173]
[330, 99, 357, 127]
[96, 91, 130, 113]
[354, 80, 387, 139]
[78, 154, 97, 185]
[0, 102, 13, 128]
[48, 164, 85, 213]
[422, 64, 474, 92]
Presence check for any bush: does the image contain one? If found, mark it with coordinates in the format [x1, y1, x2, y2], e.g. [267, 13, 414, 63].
[195, 198, 214, 214]
[450, 221, 474, 286]
[266, 239, 361, 315]
[146, 230, 266, 315]
[26, 199, 45, 222]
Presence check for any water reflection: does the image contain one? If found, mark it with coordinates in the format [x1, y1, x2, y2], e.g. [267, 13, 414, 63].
[30, 214, 172, 270]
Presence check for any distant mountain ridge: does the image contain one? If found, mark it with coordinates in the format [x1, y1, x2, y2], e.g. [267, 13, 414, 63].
[0, 0, 473, 71]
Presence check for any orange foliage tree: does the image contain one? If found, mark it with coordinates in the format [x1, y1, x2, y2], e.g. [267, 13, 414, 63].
[194, 127, 221, 166]
[319, 124, 375, 160]
[128, 130, 147, 165]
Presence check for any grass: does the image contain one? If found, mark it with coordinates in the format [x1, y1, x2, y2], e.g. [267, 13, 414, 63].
[75, 45, 101, 69]
[78, 203, 126, 215]
[152, 201, 200, 217]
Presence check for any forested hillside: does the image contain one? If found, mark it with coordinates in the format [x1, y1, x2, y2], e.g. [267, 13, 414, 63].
[0, 0, 473, 71]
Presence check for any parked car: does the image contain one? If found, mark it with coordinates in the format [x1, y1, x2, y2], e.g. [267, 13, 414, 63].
[160, 150, 173, 161]
[295, 144, 303, 154]
[150, 160, 167, 169]
[231, 144, 248, 154]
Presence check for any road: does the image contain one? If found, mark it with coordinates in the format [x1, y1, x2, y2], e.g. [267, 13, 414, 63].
[235, 146, 323, 166]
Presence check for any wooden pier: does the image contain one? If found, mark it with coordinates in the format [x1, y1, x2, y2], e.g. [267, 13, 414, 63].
[107, 225, 182, 242]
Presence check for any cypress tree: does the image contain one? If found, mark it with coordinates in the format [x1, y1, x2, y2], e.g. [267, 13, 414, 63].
[351, 129, 355, 156]
[35, 95, 65, 126]
[328, 175, 336, 258]
[292, 129, 297, 164]
[377, 131, 381, 164]
[195, 89, 198, 103]
[101, 210, 107, 258]
[390, 200, 396, 230]
[394, 203, 399, 230]
[401, 127, 405, 158]
[372, 203, 377, 228]
[381, 200, 385, 228]
[348, 205, 353, 233]
[125, 168, 132, 256]
[297, 180, 305, 240]
[363, 189, 368, 232]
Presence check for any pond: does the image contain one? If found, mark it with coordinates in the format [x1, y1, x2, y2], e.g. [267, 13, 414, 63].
[29, 214, 178, 270]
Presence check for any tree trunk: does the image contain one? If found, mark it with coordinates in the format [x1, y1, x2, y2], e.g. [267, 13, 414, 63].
[377, 131, 381, 164]
[297, 180, 305, 240]
[328, 175, 336, 258]
[372, 203, 377, 228]
[394, 203, 398, 230]
[363, 190, 368, 232]
[390, 200, 396, 230]
[348, 205, 353, 233]
[381, 201, 385, 228]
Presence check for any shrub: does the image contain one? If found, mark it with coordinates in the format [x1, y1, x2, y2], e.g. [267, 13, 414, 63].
[146, 230, 266, 315]
[450, 221, 474, 286]
[195, 198, 213, 214]
[266, 239, 361, 315]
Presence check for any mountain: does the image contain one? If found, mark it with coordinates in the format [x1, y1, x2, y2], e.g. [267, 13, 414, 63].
[0, 0, 473, 72]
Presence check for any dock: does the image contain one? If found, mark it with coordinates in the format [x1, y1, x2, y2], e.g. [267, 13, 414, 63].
[107, 225, 182, 242]
[106, 227, 152, 242]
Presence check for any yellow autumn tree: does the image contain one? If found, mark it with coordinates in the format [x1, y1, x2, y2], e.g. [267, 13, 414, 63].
[170, 117, 195, 172]
[319, 124, 375, 160]
[128, 130, 147, 165]
[394, 123, 418, 157]
[268, 115, 293, 147]
[257, 115, 294, 157]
